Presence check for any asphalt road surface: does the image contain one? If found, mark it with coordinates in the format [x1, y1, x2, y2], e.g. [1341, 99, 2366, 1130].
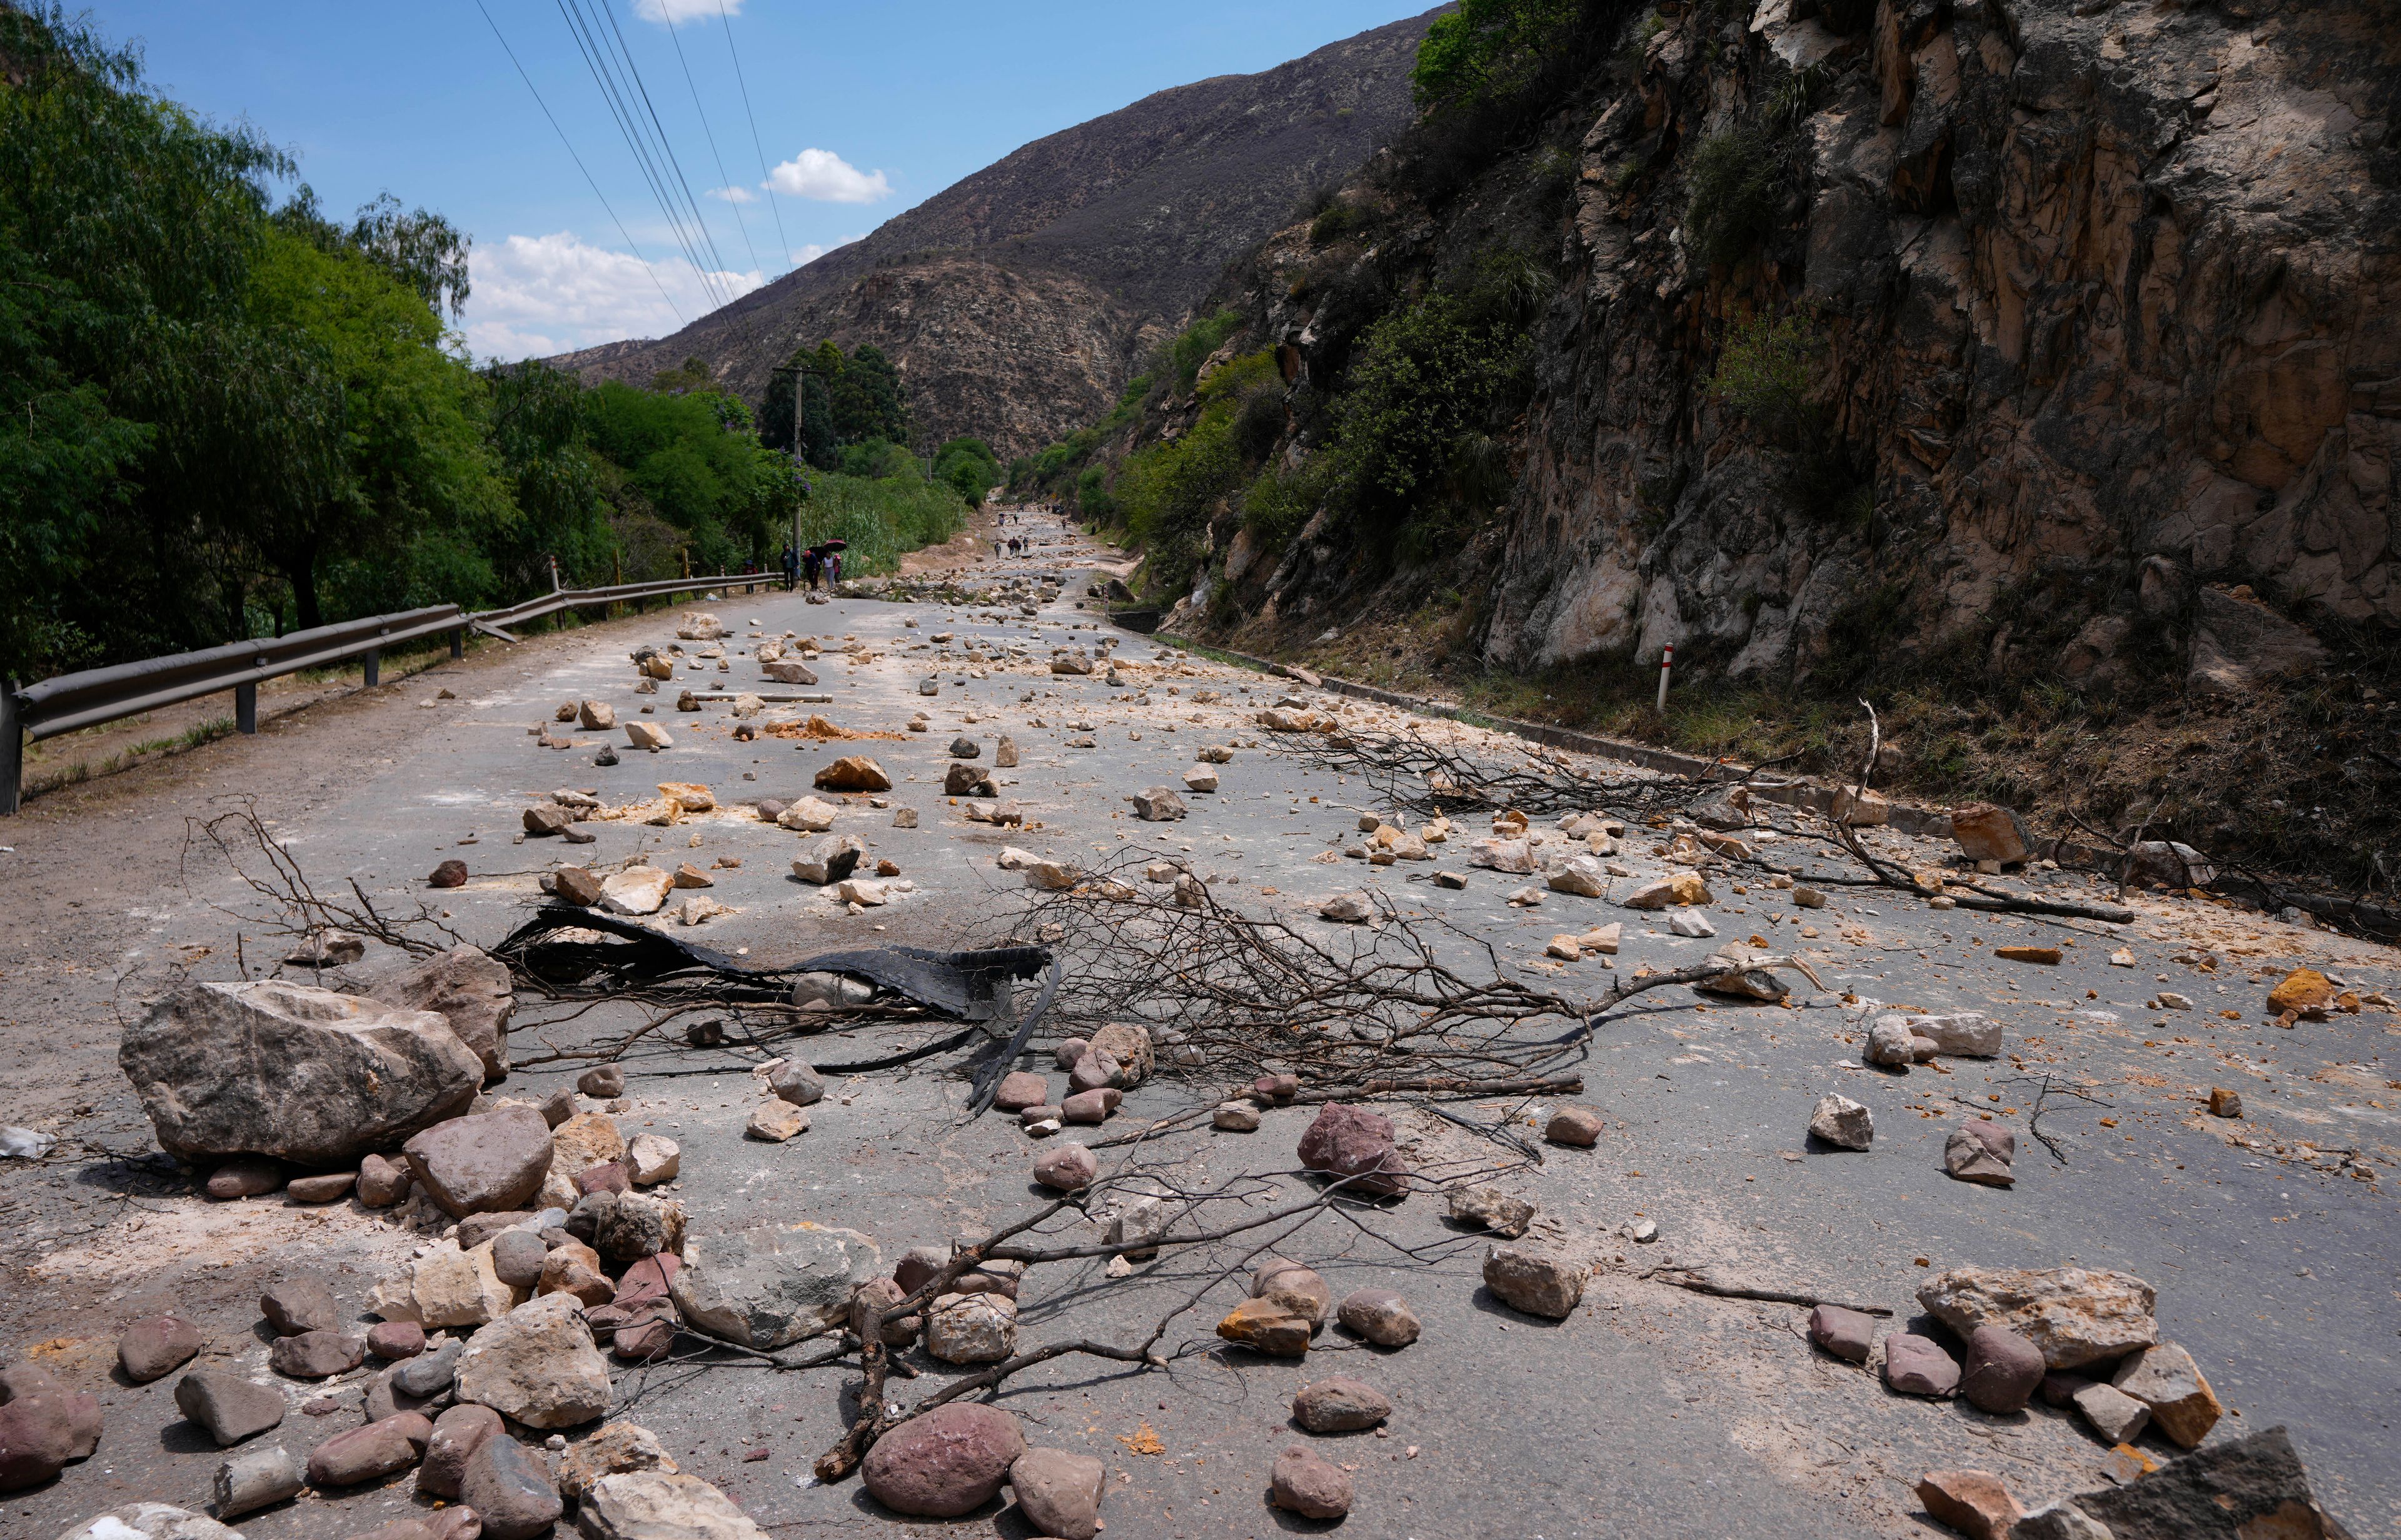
[1, 528, 2393, 1539]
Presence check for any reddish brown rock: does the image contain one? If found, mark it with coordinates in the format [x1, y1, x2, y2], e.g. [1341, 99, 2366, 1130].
[308, 1411, 431, 1486]
[1915, 1469, 2025, 1540]
[117, 1314, 204, 1383]
[1269, 1444, 1353, 1519]
[861, 1402, 1026, 1517]
[1297, 1102, 1411, 1197]
[403, 1106, 553, 1217]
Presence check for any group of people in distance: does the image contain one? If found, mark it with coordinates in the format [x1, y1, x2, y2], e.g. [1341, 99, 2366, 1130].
[778, 540, 843, 591]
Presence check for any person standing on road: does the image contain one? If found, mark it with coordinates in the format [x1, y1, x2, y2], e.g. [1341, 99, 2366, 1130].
[827, 550, 842, 585]
[780, 541, 798, 591]
[802, 546, 823, 590]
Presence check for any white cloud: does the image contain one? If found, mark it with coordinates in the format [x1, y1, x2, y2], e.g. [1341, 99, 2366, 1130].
[633, 0, 737, 26]
[793, 234, 863, 266]
[461, 231, 762, 361]
[705, 184, 757, 204]
[767, 148, 892, 204]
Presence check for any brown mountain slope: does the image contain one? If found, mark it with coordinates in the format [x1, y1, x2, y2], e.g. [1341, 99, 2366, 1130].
[551, 9, 1438, 456]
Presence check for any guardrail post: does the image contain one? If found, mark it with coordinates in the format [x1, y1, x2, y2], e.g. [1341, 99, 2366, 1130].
[362, 650, 380, 688]
[235, 683, 257, 734]
[450, 628, 464, 660]
[1, 680, 20, 817]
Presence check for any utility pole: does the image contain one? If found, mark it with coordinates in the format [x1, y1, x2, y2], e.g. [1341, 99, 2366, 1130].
[770, 359, 817, 561]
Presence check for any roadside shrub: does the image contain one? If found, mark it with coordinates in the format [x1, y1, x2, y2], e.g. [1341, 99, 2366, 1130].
[1685, 126, 1783, 269]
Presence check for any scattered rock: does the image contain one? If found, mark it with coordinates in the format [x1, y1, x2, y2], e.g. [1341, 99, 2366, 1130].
[1993, 944, 2061, 965]
[285, 1170, 356, 1204]
[307, 1411, 431, 1486]
[2111, 1342, 2223, 1447]
[260, 1277, 341, 1336]
[213, 1442, 303, 1519]
[1548, 855, 1610, 897]
[1959, 1324, 2045, 1413]
[118, 1315, 204, 1383]
[1336, 1287, 1421, 1347]
[173, 1369, 287, 1446]
[1911, 1012, 2001, 1057]
[1297, 1102, 1411, 1197]
[790, 835, 865, 885]
[429, 859, 470, 888]
[403, 1106, 555, 1217]
[416, 1403, 503, 1499]
[453, 1292, 612, 1429]
[2207, 1086, 2243, 1119]
[1943, 1121, 2017, 1187]
[2072, 1381, 2151, 1445]
[121, 980, 482, 1166]
[1545, 1106, 1604, 1146]
[284, 929, 366, 967]
[626, 1132, 680, 1185]
[746, 1100, 808, 1142]
[1010, 1447, 1105, 1540]
[1482, 1243, 1583, 1319]
[0, 1365, 100, 1491]
[458, 1432, 563, 1540]
[1269, 1444, 1353, 1520]
[1914, 1469, 2024, 1540]
[366, 1321, 425, 1361]
[269, 1329, 365, 1380]
[580, 1469, 770, 1539]
[1212, 1101, 1262, 1132]
[993, 1072, 1049, 1112]
[206, 1157, 283, 1199]
[668, 1222, 882, 1349]
[1916, 1266, 2160, 1374]
[1808, 1094, 1874, 1150]
[1446, 1185, 1535, 1238]
[1623, 872, 1711, 909]
[556, 1419, 678, 1502]
[1950, 804, 2031, 865]
[925, 1292, 1018, 1364]
[357, 1152, 413, 1208]
[814, 755, 891, 792]
[1883, 1332, 1961, 1397]
[770, 1059, 825, 1107]
[1034, 1142, 1098, 1191]
[600, 867, 675, 915]
[1252, 1259, 1331, 1326]
[390, 1335, 465, 1399]
[1129, 785, 1186, 820]
[1808, 1304, 1877, 1362]
[1060, 1088, 1117, 1123]
[1319, 892, 1372, 923]
[2076, 1426, 2341, 1539]
[1216, 1298, 1312, 1356]
[1668, 907, 1718, 939]
[860, 1402, 1026, 1517]
[552, 866, 605, 907]
[577, 1064, 626, 1099]
[623, 722, 672, 750]
[1294, 1376, 1391, 1432]
[370, 1239, 515, 1330]
[2125, 839, 2215, 889]
[52, 1506, 244, 1539]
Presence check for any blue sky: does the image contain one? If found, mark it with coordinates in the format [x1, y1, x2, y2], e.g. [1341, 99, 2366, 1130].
[86, 0, 1431, 360]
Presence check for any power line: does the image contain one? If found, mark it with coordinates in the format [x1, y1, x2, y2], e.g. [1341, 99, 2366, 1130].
[471, 0, 685, 331]
[717, 0, 790, 271]
[555, 0, 729, 310]
[663, 12, 763, 280]
[592, 0, 737, 293]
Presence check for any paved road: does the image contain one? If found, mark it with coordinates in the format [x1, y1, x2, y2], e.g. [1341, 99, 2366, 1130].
[1, 532, 2393, 1539]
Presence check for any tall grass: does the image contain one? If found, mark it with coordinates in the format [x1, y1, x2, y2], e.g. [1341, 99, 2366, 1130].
[798, 471, 968, 575]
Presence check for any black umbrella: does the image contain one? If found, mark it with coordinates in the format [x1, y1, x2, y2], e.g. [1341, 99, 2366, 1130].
[818, 538, 848, 551]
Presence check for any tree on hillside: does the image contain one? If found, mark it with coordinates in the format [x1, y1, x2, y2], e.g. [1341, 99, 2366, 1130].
[828, 343, 910, 446]
[274, 186, 472, 321]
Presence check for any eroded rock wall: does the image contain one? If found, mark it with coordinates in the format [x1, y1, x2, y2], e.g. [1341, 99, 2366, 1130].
[1483, 0, 2396, 686]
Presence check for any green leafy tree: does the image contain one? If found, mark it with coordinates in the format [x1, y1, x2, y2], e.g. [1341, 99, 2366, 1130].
[933, 436, 1002, 506]
[1412, 0, 1586, 109]
[827, 343, 909, 444]
[0, 3, 286, 673]
[237, 223, 510, 626]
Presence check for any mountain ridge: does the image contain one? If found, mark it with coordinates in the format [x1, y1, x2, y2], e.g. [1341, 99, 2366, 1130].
[550, 9, 1440, 456]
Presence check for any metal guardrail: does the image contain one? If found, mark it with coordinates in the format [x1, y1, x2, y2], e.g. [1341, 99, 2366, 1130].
[0, 571, 782, 814]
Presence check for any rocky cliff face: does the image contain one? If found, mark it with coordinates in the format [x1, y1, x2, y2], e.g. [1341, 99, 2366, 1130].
[551, 10, 1436, 458]
[1480, 0, 2397, 693]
